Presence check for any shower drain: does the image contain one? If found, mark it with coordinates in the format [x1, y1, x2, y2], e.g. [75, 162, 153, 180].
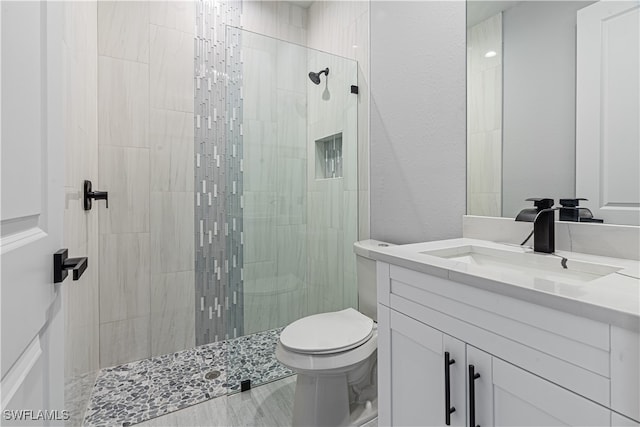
[204, 370, 221, 380]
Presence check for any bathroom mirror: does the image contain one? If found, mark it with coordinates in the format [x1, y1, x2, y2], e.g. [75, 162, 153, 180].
[466, 0, 640, 225]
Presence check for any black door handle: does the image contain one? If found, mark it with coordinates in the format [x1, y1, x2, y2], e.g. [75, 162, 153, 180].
[444, 351, 456, 425]
[468, 364, 481, 427]
[53, 249, 88, 283]
[84, 180, 108, 210]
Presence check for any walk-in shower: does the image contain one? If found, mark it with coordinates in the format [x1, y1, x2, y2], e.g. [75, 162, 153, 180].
[76, 1, 361, 425]
[215, 26, 360, 391]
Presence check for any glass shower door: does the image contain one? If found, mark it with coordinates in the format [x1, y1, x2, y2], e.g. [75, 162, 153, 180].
[225, 26, 358, 393]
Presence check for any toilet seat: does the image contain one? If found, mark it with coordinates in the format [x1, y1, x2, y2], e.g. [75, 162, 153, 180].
[279, 308, 374, 355]
[276, 328, 377, 374]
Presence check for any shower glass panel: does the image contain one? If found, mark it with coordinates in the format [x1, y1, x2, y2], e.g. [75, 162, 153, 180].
[225, 27, 359, 391]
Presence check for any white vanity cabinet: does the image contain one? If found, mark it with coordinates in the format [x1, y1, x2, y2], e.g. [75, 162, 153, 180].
[380, 307, 610, 426]
[376, 261, 640, 427]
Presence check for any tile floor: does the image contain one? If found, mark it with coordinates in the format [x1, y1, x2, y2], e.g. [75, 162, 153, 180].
[137, 375, 379, 427]
[83, 328, 292, 426]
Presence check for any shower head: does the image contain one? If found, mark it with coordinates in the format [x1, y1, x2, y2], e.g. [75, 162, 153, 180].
[308, 68, 329, 85]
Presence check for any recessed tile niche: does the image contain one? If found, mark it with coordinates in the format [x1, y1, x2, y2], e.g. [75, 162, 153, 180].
[315, 133, 343, 179]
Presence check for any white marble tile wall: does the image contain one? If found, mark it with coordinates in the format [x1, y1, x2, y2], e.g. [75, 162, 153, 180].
[241, 26, 310, 333]
[242, 260, 278, 334]
[147, 1, 194, 357]
[307, 1, 368, 59]
[307, 228, 345, 315]
[97, 56, 149, 148]
[276, 224, 308, 325]
[242, 0, 308, 46]
[273, 37, 309, 326]
[150, 108, 194, 192]
[62, 2, 100, 422]
[150, 192, 195, 274]
[343, 191, 359, 308]
[150, 271, 196, 356]
[241, 31, 280, 333]
[242, 35, 278, 122]
[149, 24, 194, 112]
[276, 157, 307, 226]
[98, 146, 150, 234]
[150, 1, 195, 34]
[305, 46, 359, 316]
[307, 1, 369, 240]
[99, 233, 151, 323]
[239, 2, 368, 331]
[243, 142, 278, 191]
[243, 194, 277, 264]
[97, 1, 149, 63]
[243, 278, 281, 335]
[96, 1, 195, 367]
[467, 13, 503, 217]
[97, 1, 151, 367]
[99, 315, 151, 367]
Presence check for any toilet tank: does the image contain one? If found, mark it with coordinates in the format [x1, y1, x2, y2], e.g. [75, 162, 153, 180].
[354, 240, 394, 322]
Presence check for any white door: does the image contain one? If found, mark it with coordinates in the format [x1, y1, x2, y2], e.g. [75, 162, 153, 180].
[1, 1, 66, 422]
[576, 1, 640, 225]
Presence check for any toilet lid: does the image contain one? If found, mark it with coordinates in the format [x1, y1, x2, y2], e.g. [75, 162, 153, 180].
[279, 308, 374, 355]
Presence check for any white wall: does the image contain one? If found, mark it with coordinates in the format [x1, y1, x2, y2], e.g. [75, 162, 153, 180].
[370, 1, 467, 244]
[502, 1, 593, 218]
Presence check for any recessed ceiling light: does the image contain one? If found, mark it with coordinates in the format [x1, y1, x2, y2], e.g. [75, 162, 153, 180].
[352, 44, 359, 49]
[485, 50, 497, 58]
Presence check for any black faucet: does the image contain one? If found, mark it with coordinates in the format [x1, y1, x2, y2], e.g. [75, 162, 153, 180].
[515, 198, 556, 253]
[559, 198, 603, 223]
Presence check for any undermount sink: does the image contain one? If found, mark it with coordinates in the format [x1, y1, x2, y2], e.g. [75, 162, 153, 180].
[421, 245, 624, 284]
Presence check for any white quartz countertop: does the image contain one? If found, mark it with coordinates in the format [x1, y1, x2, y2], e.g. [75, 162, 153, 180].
[364, 238, 640, 331]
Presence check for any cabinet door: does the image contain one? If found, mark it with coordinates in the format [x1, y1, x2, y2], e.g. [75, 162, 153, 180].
[492, 358, 610, 426]
[389, 310, 465, 426]
[467, 346, 494, 427]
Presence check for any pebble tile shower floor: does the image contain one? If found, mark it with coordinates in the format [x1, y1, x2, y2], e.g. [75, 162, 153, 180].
[83, 328, 292, 426]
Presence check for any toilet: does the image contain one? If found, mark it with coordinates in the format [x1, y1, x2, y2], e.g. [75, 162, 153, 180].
[275, 240, 392, 427]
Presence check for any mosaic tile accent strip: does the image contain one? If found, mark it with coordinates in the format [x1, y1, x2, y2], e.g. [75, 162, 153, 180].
[83, 328, 292, 427]
[225, 21, 245, 343]
[194, 0, 244, 345]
